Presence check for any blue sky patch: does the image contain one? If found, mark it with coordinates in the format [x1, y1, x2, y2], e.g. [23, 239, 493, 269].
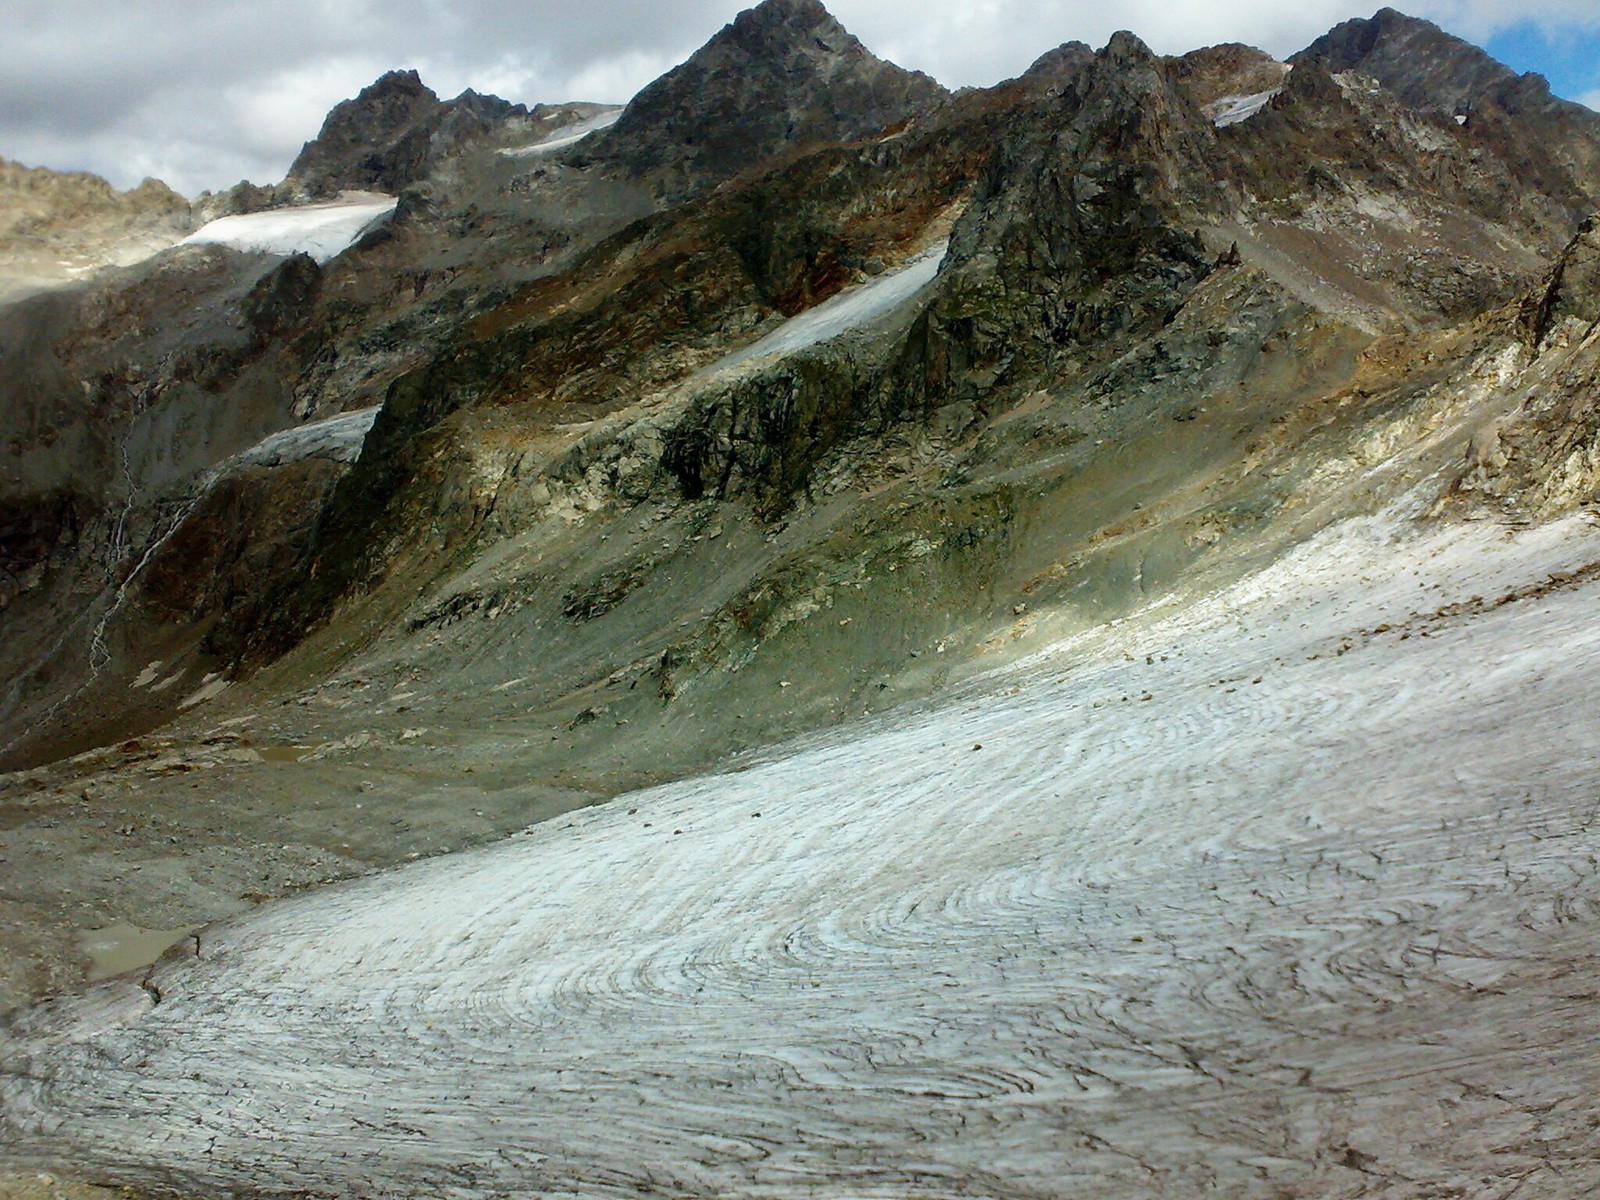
[1485, 23, 1600, 108]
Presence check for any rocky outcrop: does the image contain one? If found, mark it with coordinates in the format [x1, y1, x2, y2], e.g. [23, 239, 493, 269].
[1169, 42, 1289, 107]
[1522, 215, 1600, 345]
[1019, 42, 1093, 87]
[284, 71, 528, 199]
[1450, 218, 1600, 516]
[933, 30, 1220, 393]
[590, 0, 947, 195]
[1300, 8, 1557, 116]
[285, 70, 444, 196]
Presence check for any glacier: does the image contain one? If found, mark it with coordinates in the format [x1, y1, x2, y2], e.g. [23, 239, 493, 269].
[179, 194, 399, 264]
[5, 508, 1599, 1197]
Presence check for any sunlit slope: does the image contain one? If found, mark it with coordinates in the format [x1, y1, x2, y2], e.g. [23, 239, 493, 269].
[7, 509, 1599, 1198]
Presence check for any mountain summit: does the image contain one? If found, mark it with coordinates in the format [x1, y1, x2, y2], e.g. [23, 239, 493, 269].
[593, 0, 947, 192]
[284, 69, 528, 199]
[285, 69, 444, 196]
[1295, 7, 1600, 219]
[1297, 8, 1548, 113]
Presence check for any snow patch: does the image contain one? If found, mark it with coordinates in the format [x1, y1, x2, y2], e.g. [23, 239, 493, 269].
[707, 241, 948, 377]
[235, 406, 380, 469]
[1207, 89, 1280, 127]
[499, 108, 622, 158]
[180, 195, 398, 264]
[130, 661, 164, 689]
[178, 674, 229, 710]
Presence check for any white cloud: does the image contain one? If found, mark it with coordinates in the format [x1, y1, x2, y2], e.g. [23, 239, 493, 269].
[1420, 0, 1600, 39]
[227, 57, 396, 160]
[559, 51, 684, 106]
[4, 0, 1600, 196]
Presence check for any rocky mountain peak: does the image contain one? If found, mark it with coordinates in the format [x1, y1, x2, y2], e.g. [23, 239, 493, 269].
[1278, 52, 1342, 106]
[360, 67, 435, 101]
[698, 0, 905, 81]
[281, 70, 531, 200]
[285, 69, 446, 197]
[592, 0, 947, 194]
[1102, 29, 1158, 67]
[1294, 7, 1600, 221]
[941, 26, 1219, 382]
[728, 0, 833, 38]
[1022, 41, 1094, 87]
[303, 69, 442, 148]
[1065, 29, 1212, 159]
[1295, 7, 1541, 114]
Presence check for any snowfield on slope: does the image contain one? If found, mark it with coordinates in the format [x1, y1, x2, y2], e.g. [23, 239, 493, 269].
[705, 240, 948, 376]
[234, 405, 380, 468]
[1207, 89, 1281, 127]
[5, 512, 1600, 1198]
[498, 108, 622, 157]
[179, 194, 398, 263]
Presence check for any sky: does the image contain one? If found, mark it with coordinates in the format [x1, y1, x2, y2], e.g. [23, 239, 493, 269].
[3, 0, 1600, 198]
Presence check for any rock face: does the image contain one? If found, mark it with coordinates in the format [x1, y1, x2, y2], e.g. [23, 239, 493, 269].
[1524, 215, 1600, 343]
[1168, 42, 1289, 107]
[1453, 218, 1600, 514]
[284, 70, 444, 196]
[591, 0, 947, 193]
[1020, 41, 1094, 86]
[941, 31, 1219, 375]
[1302, 7, 1555, 114]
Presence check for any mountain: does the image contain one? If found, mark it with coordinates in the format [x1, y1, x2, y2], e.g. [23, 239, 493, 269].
[4, 0, 1596, 843]
[1021, 40, 1095, 85]
[284, 68, 449, 196]
[1296, 7, 1600, 220]
[5, 5, 1600, 1195]
[282, 69, 535, 199]
[589, 0, 948, 193]
[5, 0, 1599, 868]
[0, 158, 192, 300]
[1299, 6, 1588, 116]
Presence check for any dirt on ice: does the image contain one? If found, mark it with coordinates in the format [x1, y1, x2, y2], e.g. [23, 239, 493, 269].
[5, 509, 1600, 1198]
